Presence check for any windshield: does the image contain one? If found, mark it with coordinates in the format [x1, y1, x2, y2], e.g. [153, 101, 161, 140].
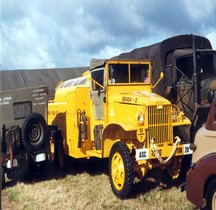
[108, 63, 150, 84]
[197, 52, 216, 78]
[176, 51, 216, 80]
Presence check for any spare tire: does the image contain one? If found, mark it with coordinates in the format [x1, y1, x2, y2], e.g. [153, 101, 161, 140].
[21, 112, 49, 153]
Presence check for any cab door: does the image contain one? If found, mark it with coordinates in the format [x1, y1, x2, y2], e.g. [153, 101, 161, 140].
[90, 68, 105, 120]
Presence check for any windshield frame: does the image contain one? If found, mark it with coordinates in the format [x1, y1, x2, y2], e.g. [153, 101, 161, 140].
[106, 61, 151, 86]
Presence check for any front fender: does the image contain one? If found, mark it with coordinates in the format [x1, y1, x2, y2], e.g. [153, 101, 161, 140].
[104, 122, 137, 132]
[186, 153, 216, 208]
[102, 122, 137, 158]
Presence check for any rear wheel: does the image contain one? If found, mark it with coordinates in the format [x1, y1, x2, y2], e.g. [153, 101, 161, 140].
[52, 131, 64, 169]
[56, 139, 64, 168]
[207, 180, 216, 210]
[109, 141, 134, 199]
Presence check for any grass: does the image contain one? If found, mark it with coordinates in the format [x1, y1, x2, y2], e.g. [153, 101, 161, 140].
[2, 157, 195, 210]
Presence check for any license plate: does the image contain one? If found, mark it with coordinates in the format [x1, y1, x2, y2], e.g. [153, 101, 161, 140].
[135, 148, 149, 160]
[183, 144, 193, 155]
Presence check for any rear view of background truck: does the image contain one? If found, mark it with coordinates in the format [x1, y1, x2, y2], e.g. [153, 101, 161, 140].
[48, 58, 193, 199]
[0, 86, 50, 188]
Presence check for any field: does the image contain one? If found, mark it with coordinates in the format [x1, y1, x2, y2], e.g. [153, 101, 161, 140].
[2, 157, 195, 210]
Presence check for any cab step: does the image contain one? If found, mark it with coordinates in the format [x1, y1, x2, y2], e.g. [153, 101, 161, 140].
[86, 150, 102, 158]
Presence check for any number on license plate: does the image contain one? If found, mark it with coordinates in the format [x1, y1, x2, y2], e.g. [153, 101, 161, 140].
[136, 148, 149, 160]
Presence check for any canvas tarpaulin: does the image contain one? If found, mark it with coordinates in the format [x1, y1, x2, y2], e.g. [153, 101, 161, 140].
[0, 67, 88, 100]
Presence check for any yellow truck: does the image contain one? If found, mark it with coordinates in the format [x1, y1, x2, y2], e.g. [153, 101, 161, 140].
[48, 59, 194, 199]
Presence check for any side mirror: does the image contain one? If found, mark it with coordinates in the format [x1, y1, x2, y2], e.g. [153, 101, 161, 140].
[160, 72, 164, 79]
[152, 71, 164, 89]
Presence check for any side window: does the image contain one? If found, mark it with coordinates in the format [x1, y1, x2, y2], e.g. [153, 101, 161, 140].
[91, 69, 104, 91]
[13, 101, 32, 120]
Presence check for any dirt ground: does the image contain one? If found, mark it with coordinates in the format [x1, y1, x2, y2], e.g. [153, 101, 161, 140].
[1, 189, 23, 210]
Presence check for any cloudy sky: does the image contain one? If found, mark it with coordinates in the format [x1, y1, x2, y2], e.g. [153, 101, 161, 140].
[1, 0, 216, 70]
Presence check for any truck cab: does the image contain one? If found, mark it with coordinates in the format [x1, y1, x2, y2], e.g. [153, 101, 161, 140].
[166, 48, 216, 133]
[48, 59, 194, 199]
[0, 86, 50, 188]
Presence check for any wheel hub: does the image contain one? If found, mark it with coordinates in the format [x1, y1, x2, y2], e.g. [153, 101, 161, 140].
[112, 152, 125, 191]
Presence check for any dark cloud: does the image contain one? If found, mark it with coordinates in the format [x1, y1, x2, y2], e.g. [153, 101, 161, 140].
[1, 0, 216, 70]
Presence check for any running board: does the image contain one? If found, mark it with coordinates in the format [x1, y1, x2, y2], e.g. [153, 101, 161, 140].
[86, 150, 102, 158]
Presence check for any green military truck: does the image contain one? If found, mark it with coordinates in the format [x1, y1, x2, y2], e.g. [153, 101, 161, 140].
[0, 86, 50, 188]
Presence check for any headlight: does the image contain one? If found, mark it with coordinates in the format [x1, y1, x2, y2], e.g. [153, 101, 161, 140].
[207, 89, 215, 103]
[172, 106, 178, 122]
[137, 112, 144, 125]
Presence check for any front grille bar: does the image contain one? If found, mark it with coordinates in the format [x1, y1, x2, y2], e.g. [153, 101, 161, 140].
[148, 105, 173, 145]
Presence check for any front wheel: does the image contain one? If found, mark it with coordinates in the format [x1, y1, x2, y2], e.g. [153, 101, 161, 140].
[207, 180, 216, 210]
[109, 141, 134, 199]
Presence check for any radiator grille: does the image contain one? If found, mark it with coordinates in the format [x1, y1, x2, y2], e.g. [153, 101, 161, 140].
[148, 105, 173, 145]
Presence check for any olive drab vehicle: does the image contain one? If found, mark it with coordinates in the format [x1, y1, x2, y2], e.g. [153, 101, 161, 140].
[48, 59, 194, 199]
[0, 86, 50, 188]
[114, 34, 216, 139]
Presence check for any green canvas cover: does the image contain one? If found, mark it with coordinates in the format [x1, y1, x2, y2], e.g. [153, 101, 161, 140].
[0, 86, 48, 138]
[0, 67, 88, 100]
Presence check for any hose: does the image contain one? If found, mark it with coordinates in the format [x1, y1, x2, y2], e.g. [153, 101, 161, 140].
[150, 136, 181, 164]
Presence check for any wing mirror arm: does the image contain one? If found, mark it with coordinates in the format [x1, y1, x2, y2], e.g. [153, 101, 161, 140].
[152, 72, 164, 89]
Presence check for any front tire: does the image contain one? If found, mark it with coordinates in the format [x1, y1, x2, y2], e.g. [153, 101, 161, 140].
[207, 180, 216, 210]
[109, 141, 134, 199]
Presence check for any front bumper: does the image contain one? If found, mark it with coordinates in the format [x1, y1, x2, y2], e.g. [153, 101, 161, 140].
[135, 143, 193, 161]
[4, 152, 47, 169]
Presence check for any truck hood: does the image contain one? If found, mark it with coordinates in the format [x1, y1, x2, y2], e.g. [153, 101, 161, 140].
[116, 90, 171, 106]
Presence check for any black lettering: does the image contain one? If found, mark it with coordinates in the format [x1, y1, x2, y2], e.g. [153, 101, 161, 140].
[139, 151, 146, 158]
[151, 150, 161, 156]
[185, 146, 189, 153]
[122, 96, 132, 102]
